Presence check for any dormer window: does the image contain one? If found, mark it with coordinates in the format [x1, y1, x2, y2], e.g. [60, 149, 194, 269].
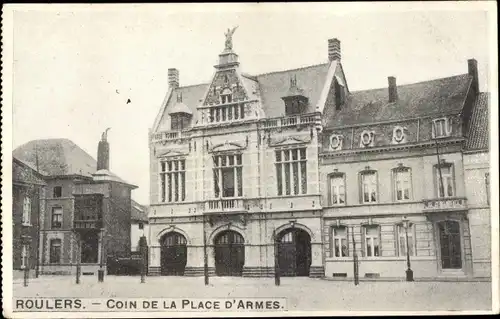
[220, 88, 233, 104]
[329, 134, 343, 151]
[360, 130, 375, 148]
[432, 117, 452, 138]
[282, 75, 309, 116]
[392, 126, 407, 144]
[171, 114, 190, 130]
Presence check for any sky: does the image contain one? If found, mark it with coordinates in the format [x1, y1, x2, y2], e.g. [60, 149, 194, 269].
[10, 3, 495, 204]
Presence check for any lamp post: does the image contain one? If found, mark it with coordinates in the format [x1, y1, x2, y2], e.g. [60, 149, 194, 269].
[402, 216, 414, 282]
[98, 228, 105, 283]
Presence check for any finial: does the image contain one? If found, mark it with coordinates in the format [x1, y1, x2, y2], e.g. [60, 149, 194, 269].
[101, 128, 111, 141]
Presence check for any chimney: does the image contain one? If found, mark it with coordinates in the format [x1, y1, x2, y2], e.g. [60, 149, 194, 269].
[168, 68, 179, 89]
[328, 38, 341, 62]
[97, 128, 110, 171]
[468, 59, 479, 94]
[388, 76, 398, 103]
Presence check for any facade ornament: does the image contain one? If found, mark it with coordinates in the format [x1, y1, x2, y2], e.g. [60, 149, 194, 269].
[392, 126, 407, 144]
[101, 127, 111, 141]
[224, 26, 238, 51]
[329, 134, 343, 151]
[360, 130, 375, 147]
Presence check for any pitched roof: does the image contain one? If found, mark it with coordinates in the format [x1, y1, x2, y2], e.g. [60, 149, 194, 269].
[13, 139, 97, 177]
[131, 199, 148, 222]
[157, 63, 330, 130]
[325, 74, 472, 127]
[92, 169, 137, 188]
[255, 63, 329, 118]
[465, 92, 489, 151]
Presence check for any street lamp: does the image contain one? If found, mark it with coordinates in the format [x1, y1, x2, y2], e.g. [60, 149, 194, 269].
[402, 216, 414, 282]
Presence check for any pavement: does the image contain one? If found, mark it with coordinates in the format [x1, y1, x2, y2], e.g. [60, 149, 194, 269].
[12, 275, 493, 312]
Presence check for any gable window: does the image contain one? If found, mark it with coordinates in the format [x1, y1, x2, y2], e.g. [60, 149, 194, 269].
[276, 148, 307, 196]
[432, 118, 452, 138]
[393, 167, 411, 201]
[363, 225, 380, 257]
[53, 186, 62, 198]
[360, 170, 377, 203]
[220, 88, 233, 104]
[51, 207, 63, 229]
[49, 239, 62, 264]
[334, 80, 345, 110]
[21, 244, 29, 269]
[396, 224, 416, 256]
[331, 226, 348, 257]
[160, 159, 186, 203]
[329, 174, 346, 205]
[485, 173, 490, 205]
[22, 197, 31, 226]
[210, 104, 245, 123]
[435, 163, 455, 198]
[213, 154, 243, 198]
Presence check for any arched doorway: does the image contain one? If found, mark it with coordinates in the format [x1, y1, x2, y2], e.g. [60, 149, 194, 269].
[214, 230, 245, 276]
[160, 232, 187, 276]
[277, 228, 311, 276]
[438, 220, 462, 269]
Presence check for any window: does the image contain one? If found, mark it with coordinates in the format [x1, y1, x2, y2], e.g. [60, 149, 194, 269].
[432, 118, 452, 138]
[360, 130, 375, 147]
[160, 159, 186, 202]
[397, 224, 415, 256]
[220, 88, 233, 104]
[22, 197, 31, 225]
[213, 154, 243, 198]
[276, 148, 307, 196]
[485, 173, 490, 205]
[393, 167, 411, 201]
[53, 186, 62, 198]
[334, 80, 345, 110]
[332, 226, 348, 257]
[209, 104, 245, 123]
[49, 239, 61, 264]
[360, 171, 377, 203]
[435, 164, 454, 198]
[170, 114, 190, 130]
[329, 174, 345, 205]
[51, 207, 63, 229]
[138, 222, 144, 230]
[21, 244, 29, 269]
[363, 225, 380, 257]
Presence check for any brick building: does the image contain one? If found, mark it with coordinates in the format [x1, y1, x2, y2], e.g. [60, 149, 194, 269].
[12, 157, 46, 278]
[148, 31, 490, 280]
[13, 134, 137, 275]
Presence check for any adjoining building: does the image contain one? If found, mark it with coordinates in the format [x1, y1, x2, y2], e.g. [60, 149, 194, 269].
[131, 200, 149, 253]
[13, 133, 137, 275]
[148, 31, 490, 280]
[12, 157, 46, 278]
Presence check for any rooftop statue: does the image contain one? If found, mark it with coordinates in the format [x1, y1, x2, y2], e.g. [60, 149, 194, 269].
[224, 26, 238, 51]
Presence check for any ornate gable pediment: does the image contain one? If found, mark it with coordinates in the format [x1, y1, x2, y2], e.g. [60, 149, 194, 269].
[269, 134, 312, 147]
[203, 69, 249, 106]
[156, 148, 189, 158]
[210, 139, 248, 153]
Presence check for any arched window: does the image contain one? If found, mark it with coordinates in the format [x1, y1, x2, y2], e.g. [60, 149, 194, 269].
[220, 88, 233, 104]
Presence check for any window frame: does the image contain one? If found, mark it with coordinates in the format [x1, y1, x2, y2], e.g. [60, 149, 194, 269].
[328, 173, 346, 206]
[159, 158, 187, 203]
[396, 223, 416, 257]
[51, 207, 63, 229]
[363, 225, 381, 257]
[432, 117, 452, 139]
[213, 153, 243, 198]
[434, 162, 455, 198]
[275, 147, 307, 196]
[392, 166, 412, 202]
[49, 239, 62, 264]
[359, 170, 378, 204]
[331, 226, 349, 257]
[22, 196, 32, 226]
[53, 186, 62, 198]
